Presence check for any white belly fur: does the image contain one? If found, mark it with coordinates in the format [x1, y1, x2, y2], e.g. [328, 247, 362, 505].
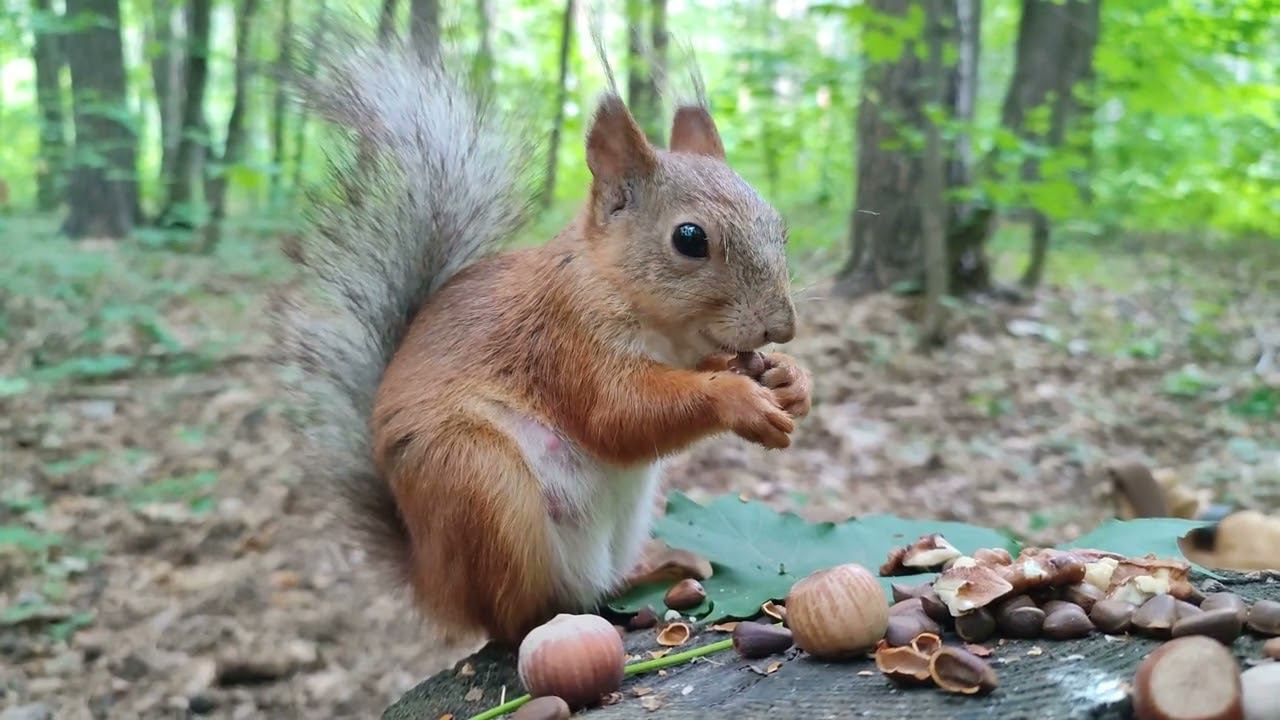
[494, 408, 662, 609]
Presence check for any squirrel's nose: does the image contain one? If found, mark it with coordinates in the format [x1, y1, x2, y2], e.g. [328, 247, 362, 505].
[762, 300, 796, 345]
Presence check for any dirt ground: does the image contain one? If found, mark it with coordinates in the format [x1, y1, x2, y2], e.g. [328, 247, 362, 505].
[2, 239, 1277, 719]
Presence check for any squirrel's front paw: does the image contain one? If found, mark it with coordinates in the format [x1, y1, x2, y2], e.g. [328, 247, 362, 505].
[716, 375, 795, 449]
[761, 353, 812, 420]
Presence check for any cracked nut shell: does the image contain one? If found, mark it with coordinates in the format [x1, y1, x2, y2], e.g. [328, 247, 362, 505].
[929, 646, 998, 696]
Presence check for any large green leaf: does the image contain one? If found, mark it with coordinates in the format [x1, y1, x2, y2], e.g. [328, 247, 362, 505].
[607, 493, 1017, 621]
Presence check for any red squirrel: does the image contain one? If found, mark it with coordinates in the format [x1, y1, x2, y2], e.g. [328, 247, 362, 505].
[282, 36, 811, 646]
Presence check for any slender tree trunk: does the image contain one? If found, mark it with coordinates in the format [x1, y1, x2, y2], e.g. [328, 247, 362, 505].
[542, 0, 576, 207]
[919, 0, 949, 347]
[291, 0, 330, 194]
[147, 0, 185, 200]
[203, 0, 261, 250]
[379, 0, 400, 43]
[163, 0, 212, 227]
[945, 0, 991, 293]
[474, 0, 493, 85]
[625, 0, 660, 142]
[270, 0, 293, 205]
[992, 0, 1101, 289]
[31, 0, 68, 211]
[62, 0, 138, 238]
[410, 0, 439, 63]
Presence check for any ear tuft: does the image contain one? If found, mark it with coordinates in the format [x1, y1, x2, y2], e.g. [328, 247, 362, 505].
[669, 106, 725, 159]
[586, 94, 658, 183]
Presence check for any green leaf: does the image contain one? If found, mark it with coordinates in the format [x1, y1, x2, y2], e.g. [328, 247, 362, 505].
[0, 525, 63, 553]
[1058, 518, 1220, 577]
[607, 493, 1016, 621]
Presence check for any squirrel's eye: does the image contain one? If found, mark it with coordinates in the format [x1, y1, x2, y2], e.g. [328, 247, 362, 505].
[672, 223, 709, 259]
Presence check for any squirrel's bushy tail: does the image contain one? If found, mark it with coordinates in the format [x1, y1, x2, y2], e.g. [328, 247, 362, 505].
[279, 35, 533, 580]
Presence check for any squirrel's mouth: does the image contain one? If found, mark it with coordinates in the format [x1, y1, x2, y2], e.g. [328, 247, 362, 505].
[700, 330, 757, 355]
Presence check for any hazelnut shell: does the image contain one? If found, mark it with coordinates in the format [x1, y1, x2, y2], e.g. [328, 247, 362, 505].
[786, 563, 889, 659]
[1132, 636, 1242, 720]
[518, 614, 625, 709]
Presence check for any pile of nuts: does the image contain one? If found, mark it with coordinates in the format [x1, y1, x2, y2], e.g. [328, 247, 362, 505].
[509, 534, 1279, 719]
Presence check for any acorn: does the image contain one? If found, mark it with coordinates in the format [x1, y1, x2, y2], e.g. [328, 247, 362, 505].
[517, 614, 625, 709]
[1132, 636, 1242, 720]
[732, 622, 793, 659]
[786, 563, 889, 659]
[664, 579, 706, 611]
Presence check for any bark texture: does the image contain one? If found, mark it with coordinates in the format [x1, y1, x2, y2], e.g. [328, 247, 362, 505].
[162, 0, 212, 226]
[32, 0, 67, 210]
[541, 0, 576, 207]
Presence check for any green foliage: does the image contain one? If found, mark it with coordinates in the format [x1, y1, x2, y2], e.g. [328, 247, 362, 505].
[608, 492, 1015, 620]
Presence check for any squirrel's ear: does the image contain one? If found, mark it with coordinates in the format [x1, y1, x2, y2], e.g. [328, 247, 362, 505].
[586, 94, 657, 184]
[669, 106, 726, 160]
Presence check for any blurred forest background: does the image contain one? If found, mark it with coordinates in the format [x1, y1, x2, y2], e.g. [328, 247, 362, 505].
[1, 0, 1278, 718]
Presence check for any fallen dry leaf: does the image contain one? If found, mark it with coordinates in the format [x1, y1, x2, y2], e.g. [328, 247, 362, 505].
[965, 644, 993, 657]
[657, 622, 692, 647]
[601, 692, 623, 706]
[640, 695, 664, 711]
[710, 622, 739, 633]
[646, 649, 671, 660]
[456, 663, 475, 678]
[633, 686, 653, 697]
[463, 687, 482, 702]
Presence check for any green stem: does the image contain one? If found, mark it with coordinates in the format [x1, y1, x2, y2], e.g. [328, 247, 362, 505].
[467, 638, 735, 719]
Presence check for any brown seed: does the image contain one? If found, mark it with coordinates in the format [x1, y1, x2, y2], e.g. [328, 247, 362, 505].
[511, 695, 571, 720]
[732, 622, 793, 659]
[664, 579, 706, 611]
[875, 644, 932, 685]
[628, 607, 658, 631]
[919, 591, 951, 624]
[1090, 600, 1136, 634]
[1175, 600, 1203, 620]
[1062, 583, 1105, 612]
[1132, 636, 1242, 720]
[1043, 606, 1094, 640]
[929, 646, 998, 696]
[1247, 600, 1280, 637]
[884, 613, 940, 647]
[996, 595, 1036, 615]
[1133, 595, 1179, 639]
[786, 564, 889, 659]
[1200, 593, 1248, 624]
[955, 608, 996, 643]
[889, 598, 925, 616]
[1263, 637, 1280, 660]
[1041, 600, 1076, 616]
[998, 606, 1046, 639]
[891, 583, 933, 604]
[1171, 608, 1242, 645]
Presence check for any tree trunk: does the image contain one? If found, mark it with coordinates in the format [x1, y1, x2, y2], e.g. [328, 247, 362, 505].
[291, 0, 330, 194]
[162, 0, 212, 227]
[62, 0, 138, 238]
[625, 0, 660, 142]
[919, 0, 949, 347]
[31, 0, 68, 211]
[270, 0, 293, 205]
[379, 0, 399, 43]
[995, 0, 1101, 289]
[649, 0, 667, 115]
[541, 0, 575, 207]
[147, 0, 186, 201]
[945, 0, 991, 293]
[410, 0, 439, 63]
[837, 0, 939, 295]
[473, 0, 493, 85]
[203, 0, 261, 250]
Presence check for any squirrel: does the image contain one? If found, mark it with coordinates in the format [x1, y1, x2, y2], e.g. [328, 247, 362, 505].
[281, 35, 812, 647]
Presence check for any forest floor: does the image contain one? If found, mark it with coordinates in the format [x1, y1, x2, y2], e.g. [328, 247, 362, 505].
[1, 215, 1278, 719]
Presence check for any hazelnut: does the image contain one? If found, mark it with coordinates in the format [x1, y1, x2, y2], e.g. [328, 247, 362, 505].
[628, 606, 658, 631]
[1043, 605, 1095, 640]
[732, 622, 793, 659]
[1132, 636, 1242, 720]
[1171, 608, 1242, 645]
[664, 579, 706, 611]
[511, 695, 571, 720]
[1090, 600, 1137, 634]
[1200, 593, 1248, 624]
[1241, 663, 1280, 720]
[1248, 600, 1280, 637]
[1133, 595, 1179, 639]
[761, 600, 787, 622]
[955, 608, 996, 643]
[998, 606, 1046, 639]
[929, 646, 998, 696]
[518, 614, 626, 709]
[786, 563, 889, 659]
